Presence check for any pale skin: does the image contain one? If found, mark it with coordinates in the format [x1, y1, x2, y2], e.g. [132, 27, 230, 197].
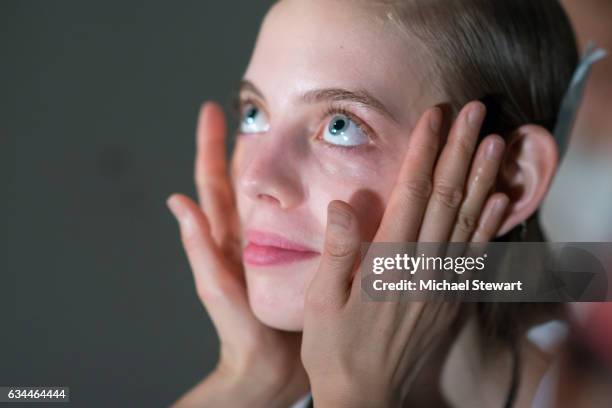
[167, 0, 559, 406]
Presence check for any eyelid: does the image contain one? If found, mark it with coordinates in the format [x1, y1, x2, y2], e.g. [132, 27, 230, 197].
[236, 94, 270, 121]
[233, 95, 271, 137]
[321, 103, 378, 144]
[233, 97, 380, 148]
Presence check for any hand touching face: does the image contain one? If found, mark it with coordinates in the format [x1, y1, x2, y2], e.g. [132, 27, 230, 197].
[231, 0, 443, 330]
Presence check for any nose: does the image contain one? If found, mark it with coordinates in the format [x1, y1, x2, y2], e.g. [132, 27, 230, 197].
[238, 135, 306, 210]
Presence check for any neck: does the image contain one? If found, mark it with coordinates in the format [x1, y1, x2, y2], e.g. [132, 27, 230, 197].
[440, 317, 554, 408]
[562, 0, 612, 48]
[559, 0, 612, 150]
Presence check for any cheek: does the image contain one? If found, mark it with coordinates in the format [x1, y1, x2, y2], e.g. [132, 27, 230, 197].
[306, 153, 402, 241]
[231, 139, 254, 223]
[246, 260, 314, 331]
[232, 138, 405, 330]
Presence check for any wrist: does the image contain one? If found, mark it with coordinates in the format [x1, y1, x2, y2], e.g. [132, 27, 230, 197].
[217, 365, 301, 408]
[216, 336, 309, 405]
[310, 378, 393, 408]
[172, 366, 304, 408]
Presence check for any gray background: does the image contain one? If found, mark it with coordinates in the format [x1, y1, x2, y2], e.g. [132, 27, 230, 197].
[2, 1, 273, 406]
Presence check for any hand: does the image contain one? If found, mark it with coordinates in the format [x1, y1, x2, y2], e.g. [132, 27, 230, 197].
[301, 102, 509, 407]
[167, 102, 308, 408]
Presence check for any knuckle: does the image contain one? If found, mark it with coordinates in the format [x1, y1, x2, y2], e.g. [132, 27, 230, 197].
[398, 178, 433, 202]
[478, 224, 495, 242]
[300, 345, 312, 368]
[456, 211, 478, 234]
[195, 172, 222, 193]
[413, 140, 439, 157]
[325, 238, 356, 261]
[194, 169, 204, 186]
[194, 167, 210, 188]
[479, 171, 498, 190]
[433, 182, 464, 209]
[195, 281, 214, 302]
[195, 280, 219, 303]
[454, 134, 477, 158]
[181, 230, 201, 254]
[195, 273, 232, 303]
[470, 163, 499, 191]
[305, 290, 338, 312]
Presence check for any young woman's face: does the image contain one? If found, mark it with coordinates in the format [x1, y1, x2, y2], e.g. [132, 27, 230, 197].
[232, 0, 442, 330]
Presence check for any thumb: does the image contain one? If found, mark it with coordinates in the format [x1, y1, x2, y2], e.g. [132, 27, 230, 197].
[307, 201, 361, 311]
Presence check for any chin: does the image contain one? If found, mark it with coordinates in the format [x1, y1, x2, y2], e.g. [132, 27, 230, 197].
[244, 263, 315, 332]
[249, 293, 304, 331]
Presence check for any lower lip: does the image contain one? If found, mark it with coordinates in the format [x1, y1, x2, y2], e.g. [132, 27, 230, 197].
[243, 243, 319, 266]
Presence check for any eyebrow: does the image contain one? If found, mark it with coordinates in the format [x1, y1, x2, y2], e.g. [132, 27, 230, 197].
[239, 79, 398, 122]
[239, 79, 266, 101]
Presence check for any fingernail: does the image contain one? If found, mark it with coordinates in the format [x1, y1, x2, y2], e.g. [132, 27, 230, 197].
[486, 138, 505, 161]
[327, 203, 352, 230]
[467, 103, 486, 129]
[429, 107, 442, 133]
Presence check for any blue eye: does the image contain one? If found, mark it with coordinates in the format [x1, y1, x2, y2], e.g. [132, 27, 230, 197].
[323, 114, 369, 147]
[240, 104, 269, 134]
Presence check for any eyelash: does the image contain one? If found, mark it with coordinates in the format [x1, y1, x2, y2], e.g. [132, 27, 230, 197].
[233, 97, 378, 152]
[233, 96, 262, 124]
[318, 104, 376, 152]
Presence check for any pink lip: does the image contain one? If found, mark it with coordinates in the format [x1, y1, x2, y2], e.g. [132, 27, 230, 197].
[243, 230, 320, 266]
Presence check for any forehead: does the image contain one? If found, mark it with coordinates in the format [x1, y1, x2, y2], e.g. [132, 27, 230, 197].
[244, 0, 440, 123]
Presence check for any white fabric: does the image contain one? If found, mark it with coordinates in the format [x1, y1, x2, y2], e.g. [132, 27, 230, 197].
[541, 139, 612, 242]
[290, 393, 312, 408]
[528, 320, 569, 408]
[527, 320, 569, 353]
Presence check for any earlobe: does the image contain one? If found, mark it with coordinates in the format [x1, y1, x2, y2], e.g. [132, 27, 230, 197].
[496, 125, 559, 236]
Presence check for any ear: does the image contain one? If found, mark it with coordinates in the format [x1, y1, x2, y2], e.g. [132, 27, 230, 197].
[496, 125, 559, 236]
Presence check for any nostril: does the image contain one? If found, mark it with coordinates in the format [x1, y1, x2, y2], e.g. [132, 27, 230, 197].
[238, 159, 304, 209]
[257, 193, 281, 205]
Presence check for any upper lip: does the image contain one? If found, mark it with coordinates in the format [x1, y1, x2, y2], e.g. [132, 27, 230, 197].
[245, 229, 319, 253]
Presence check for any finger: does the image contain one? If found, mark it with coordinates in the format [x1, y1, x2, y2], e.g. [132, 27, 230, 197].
[450, 135, 505, 242]
[166, 193, 250, 327]
[374, 107, 443, 242]
[418, 101, 487, 242]
[194, 102, 239, 249]
[471, 193, 510, 243]
[307, 201, 361, 311]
